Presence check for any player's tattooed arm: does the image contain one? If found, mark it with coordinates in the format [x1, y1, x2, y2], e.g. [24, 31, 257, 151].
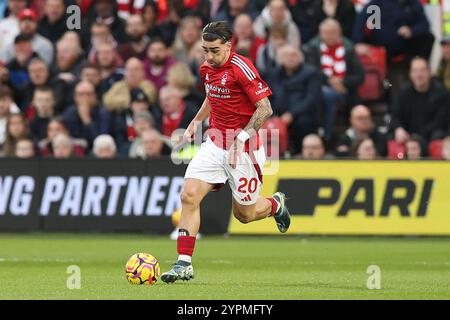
[244, 97, 273, 136]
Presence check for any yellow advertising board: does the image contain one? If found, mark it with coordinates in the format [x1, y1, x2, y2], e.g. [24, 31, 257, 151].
[228, 161, 450, 235]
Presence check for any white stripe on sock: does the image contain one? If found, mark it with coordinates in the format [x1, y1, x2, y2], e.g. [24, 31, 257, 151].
[178, 254, 192, 264]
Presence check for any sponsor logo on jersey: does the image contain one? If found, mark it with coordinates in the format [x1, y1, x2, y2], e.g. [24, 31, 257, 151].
[205, 83, 230, 94]
[255, 82, 269, 95]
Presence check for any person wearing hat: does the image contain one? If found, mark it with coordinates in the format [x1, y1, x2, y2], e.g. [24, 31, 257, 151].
[5, 34, 39, 94]
[436, 35, 450, 94]
[0, 8, 54, 65]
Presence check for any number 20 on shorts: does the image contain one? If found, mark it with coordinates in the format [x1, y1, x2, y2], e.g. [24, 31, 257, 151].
[238, 177, 258, 194]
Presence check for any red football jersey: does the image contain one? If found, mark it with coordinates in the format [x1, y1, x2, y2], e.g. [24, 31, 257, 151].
[200, 52, 272, 150]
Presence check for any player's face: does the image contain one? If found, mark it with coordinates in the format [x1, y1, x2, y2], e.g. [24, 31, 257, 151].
[202, 39, 231, 68]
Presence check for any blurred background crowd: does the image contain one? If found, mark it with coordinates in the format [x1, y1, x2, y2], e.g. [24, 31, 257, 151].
[1, 0, 450, 161]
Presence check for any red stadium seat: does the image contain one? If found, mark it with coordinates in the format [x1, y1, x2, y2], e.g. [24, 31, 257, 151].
[429, 140, 443, 159]
[261, 117, 288, 158]
[357, 46, 387, 101]
[387, 140, 406, 159]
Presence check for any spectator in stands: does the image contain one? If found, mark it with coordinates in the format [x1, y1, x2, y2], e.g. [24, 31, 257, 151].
[335, 104, 387, 157]
[15, 138, 35, 158]
[2, 113, 30, 157]
[81, 0, 127, 49]
[254, 0, 301, 48]
[117, 15, 151, 62]
[0, 0, 27, 54]
[29, 86, 55, 141]
[256, 24, 289, 77]
[128, 111, 156, 158]
[286, 0, 319, 44]
[80, 64, 102, 99]
[93, 42, 124, 94]
[17, 58, 48, 111]
[52, 132, 74, 158]
[62, 81, 111, 147]
[112, 87, 158, 154]
[38, 0, 69, 43]
[93, 134, 117, 158]
[38, 117, 87, 157]
[353, 0, 434, 60]
[144, 38, 175, 91]
[266, 45, 321, 153]
[6, 34, 38, 96]
[18, 58, 70, 114]
[352, 0, 434, 96]
[142, 0, 164, 40]
[134, 128, 171, 159]
[351, 137, 377, 160]
[0, 8, 54, 65]
[304, 18, 364, 141]
[436, 35, 450, 93]
[231, 14, 265, 63]
[166, 62, 204, 111]
[156, 85, 196, 138]
[298, 134, 327, 160]
[442, 136, 450, 160]
[314, 0, 356, 39]
[53, 32, 85, 86]
[187, 40, 206, 85]
[405, 134, 424, 160]
[390, 57, 449, 144]
[103, 57, 157, 113]
[87, 22, 118, 63]
[0, 86, 20, 151]
[172, 16, 202, 63]
[214, 0, 258, 25]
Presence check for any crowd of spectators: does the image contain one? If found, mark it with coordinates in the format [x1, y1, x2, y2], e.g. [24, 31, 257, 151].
[1, 0, 450, 161]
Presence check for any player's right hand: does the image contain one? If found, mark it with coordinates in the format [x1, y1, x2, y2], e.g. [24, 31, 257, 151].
[184, 120, 199, 142]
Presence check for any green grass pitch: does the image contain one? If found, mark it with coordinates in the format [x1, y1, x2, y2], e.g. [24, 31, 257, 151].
[0, 233, 449, 299]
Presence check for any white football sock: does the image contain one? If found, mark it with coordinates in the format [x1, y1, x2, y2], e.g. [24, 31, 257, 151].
[178, 254, 192, 264]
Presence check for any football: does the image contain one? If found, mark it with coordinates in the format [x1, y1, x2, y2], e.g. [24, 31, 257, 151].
[171, 208, 181, 227]
[125, 253, 161, 285]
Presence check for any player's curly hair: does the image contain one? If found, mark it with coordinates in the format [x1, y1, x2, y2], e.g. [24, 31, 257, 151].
[202, 21, 233, 43]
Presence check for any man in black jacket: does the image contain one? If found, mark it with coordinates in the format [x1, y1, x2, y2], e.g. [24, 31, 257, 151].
[38, 0, 70, 43]
[390, 57, 449, 144]
[266, 44, 322, 153]
[303, 18, 364, 141]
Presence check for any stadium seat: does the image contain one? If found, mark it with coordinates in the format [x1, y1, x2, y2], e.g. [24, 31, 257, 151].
[261, 117, 288, 158]
[429, 140, 443, 159]
[387, 140, 406, 159]
[357, 46, 387, 101]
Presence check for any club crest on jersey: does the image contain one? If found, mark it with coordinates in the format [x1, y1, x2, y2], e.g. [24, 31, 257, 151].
[221, 72, 228, 85]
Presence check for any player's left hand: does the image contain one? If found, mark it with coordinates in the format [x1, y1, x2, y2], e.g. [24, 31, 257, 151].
[228, 140, 245, 169]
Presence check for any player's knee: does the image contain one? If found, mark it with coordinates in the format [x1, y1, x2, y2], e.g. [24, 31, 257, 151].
[180, 188, 198, 207]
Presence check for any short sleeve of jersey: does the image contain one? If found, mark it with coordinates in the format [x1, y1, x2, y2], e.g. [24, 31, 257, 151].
[231, 55, 272, 105]
[199, 63, 207, 88]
